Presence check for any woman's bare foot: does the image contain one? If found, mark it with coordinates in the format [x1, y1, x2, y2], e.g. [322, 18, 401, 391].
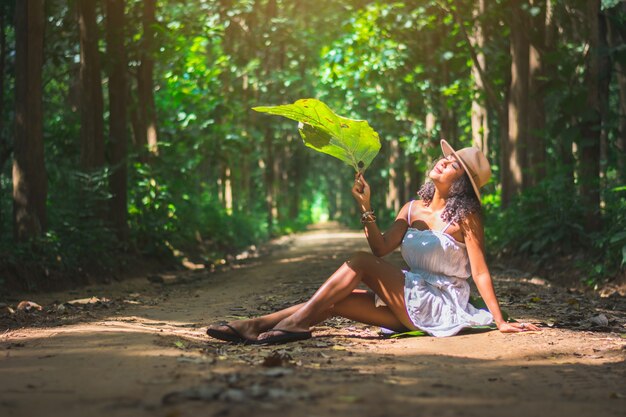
[207, 319, 261, 341]
[257, 317, 310, 341]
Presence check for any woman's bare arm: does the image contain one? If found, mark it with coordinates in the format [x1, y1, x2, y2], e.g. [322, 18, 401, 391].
[462, 212, 540, 333]
[351, 173, 410, 257]
[362, 205, 411, 257]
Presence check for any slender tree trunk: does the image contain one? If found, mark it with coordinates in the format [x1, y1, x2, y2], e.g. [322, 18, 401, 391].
[127, 74, 142, 149]
[78, 0, 105, 170]
[583, 0, 610, 223]
[241, 148, 251, 213]
[289, 145, 305, 220]
[277, 137, 292, 223]
[13, 0, 47, 241]
[527, 0, 548, 186]
[607, 6, 626, 182]
[448, 3, 511, 203]
[404, 154, 420, 202]
[105, 0, 128, 239]
[470, 0, 489, 153]
[500, 77, 511, 206]
[506, 0, 530, 199]
[0, 7, 5, 152]
[579, 0, 608, 231]
[263, 128, 275, 234]
[386, 138, 400, 213]
[0, 3, 11, 171]
[138, 0, 158, 154]
[0, 6, 6, 236]
[439, 60, 456, 144]
[598, 11, 612, 207]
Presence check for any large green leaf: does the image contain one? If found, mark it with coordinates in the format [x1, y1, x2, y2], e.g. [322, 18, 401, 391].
[252, 98, 381, 172]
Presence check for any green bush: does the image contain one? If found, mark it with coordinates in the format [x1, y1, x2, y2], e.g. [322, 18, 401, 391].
[484, 173, 625, 285]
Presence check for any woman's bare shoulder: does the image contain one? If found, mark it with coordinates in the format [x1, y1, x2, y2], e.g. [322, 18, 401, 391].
[459, 211, 485, 238]
[397, 199, 423, 215]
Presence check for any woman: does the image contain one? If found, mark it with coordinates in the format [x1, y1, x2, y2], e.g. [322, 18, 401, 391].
[207, 140, 539, 345]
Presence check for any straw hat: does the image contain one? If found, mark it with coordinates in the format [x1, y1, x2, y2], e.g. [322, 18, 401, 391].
[440, 139, 491, 200]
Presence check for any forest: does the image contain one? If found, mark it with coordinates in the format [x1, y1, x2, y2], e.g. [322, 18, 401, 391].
[1, 0, 625, 292]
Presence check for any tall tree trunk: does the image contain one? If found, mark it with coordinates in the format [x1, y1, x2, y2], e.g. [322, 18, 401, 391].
[470, 0, 489, 153]
[128, 75, 142, 149]
[403, 154, 420, 202]
[78, 0, 105, 170]
[13, 0, 47, 241]
[289, 146, 305, 220]
[527, 0, 549, 186]
[607, 4, 626, 182]
[439, 60, 456, 144]
[241, 148, 251, 213]
[0, 3, 11, 171]
[598, 11, 612, 206]
[505, 0, 530, 202]
[386, 138, 400, 213]
[448, 4, 510, 203]
[0, 5, 5, 156]
[277, 137, 291, 223]
[499, 80, 511, 206]
[579, 0, 609, 231]
[263, 129, 275, 234]
[0, 5, 6, 236]
[105, 0, 128, 239]
[138, 0, 158, 154]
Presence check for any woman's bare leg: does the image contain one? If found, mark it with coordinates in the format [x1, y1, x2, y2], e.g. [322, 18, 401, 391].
[258, 251, 415, 339]
[208, 287, 408, 340]
[209, 251, 413, 340]
[207, 303, 307, 340]
[330, 290, 408, 332]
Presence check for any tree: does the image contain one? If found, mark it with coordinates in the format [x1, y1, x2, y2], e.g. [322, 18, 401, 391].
[13, 0, 47, 241]
[77, 0, 105, 170]
[579, 0, 610, 231]
[606, 2, 626, 182]
[0, 1, 13, 178]
[137, 0, 158, 155]
[469, 0, 489, 154]
[505, 0, 530, 204]
[527, 0, 550, 186]
[105, 0, 128, 239]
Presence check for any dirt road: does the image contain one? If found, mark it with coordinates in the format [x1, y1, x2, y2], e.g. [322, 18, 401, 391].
[1, 223, 625, 417]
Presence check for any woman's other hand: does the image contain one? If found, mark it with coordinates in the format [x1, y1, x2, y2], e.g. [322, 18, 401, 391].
[497, 321, 541, 333]
[351, 173, 371, 212]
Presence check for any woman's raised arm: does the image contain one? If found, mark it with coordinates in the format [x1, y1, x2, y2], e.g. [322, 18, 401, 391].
[351, 173, 410, 257]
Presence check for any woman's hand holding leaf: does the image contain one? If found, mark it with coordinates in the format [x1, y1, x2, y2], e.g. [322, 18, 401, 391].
[352, 173, 371, 213]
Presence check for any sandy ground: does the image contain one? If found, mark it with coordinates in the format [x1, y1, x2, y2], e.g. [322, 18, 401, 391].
[1, 222, 625, 417]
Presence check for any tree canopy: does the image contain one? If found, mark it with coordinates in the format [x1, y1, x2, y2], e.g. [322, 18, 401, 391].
[1, 0, 625, 291]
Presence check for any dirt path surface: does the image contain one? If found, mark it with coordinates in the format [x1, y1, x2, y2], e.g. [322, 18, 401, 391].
[1, 223, 625, 417]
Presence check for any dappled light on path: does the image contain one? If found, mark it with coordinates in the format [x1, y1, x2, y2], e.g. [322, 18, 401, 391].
[1, 223, 624, 417]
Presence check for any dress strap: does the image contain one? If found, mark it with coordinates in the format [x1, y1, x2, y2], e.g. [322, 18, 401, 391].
[407, 200, 415, 225]
[440, 220, 454, 233]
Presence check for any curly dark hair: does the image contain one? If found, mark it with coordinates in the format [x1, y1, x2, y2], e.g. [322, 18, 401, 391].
[417, 163, 481, 224]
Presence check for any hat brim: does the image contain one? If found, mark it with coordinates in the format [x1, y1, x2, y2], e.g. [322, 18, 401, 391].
[440, 139, 481, 201]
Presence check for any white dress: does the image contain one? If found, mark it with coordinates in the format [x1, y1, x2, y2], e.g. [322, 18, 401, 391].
[377, 200, 493, 337]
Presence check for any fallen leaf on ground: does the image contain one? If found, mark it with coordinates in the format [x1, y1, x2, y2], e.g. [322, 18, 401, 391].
[261, 350, 293, 367]
[17, 301, 43, 312]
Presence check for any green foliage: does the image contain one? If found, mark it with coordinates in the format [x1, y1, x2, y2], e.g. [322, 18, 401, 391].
[1, 0, 624, 291]
[0, 169, 121, 290]
[253, 99, 382, 172]
[485, 173, 626, 285]
[486, 173, 587, 259]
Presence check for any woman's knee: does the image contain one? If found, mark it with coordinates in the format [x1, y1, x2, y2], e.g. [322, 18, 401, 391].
[346, 251, 375, 271]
